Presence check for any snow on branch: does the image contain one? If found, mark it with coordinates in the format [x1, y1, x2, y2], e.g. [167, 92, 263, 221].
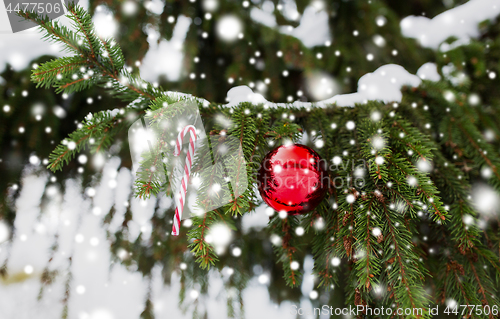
[224, 64, 438, 109]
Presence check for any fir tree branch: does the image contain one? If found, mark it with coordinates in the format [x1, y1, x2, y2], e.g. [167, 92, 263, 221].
[380, 200, 429, 317]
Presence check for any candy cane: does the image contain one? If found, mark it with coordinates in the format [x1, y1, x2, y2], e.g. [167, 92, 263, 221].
[172, 125, 197, 236]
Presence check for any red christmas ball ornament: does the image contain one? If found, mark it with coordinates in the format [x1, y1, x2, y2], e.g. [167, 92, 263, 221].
[257, 144, 328, 215]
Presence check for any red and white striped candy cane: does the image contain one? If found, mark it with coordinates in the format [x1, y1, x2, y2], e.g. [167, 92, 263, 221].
[172, 125, 197, 236]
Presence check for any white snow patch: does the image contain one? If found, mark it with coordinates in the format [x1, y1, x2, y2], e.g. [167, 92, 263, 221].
[280, 6, 331, 48]
[401, 0, 500, 50]
[225, 86, 269, 107]
[242, 285, 295, 319]
[417, 62, 441, 81]
[0, 32, 65, 71]
[250, 5, 331, 47]
[140, 16, 191, 82]
[0, 220, 9, 244]
[241, 202, 271, 234]
[225, 64, 422, 108]
[145, 0, 165, 15]
[250, 7, 277, 28]
[322, 64, 421, 107]
[300, 255, 315, 296]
